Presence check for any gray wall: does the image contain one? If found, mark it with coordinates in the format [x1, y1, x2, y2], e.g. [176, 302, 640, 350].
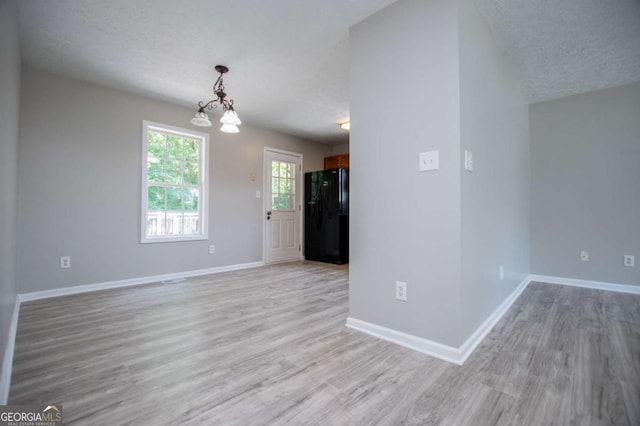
[350, 0, 531, 347]
[18, 68, 332, 293]
[331, 143, 349, 155]
[349, 0, 462, 346]
[0, 0, 20, 370]
[459, 0, 530, 341]
[531, 83, 640, 286]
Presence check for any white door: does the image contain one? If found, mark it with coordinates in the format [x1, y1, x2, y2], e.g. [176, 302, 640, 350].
[264, 148, 303, 264]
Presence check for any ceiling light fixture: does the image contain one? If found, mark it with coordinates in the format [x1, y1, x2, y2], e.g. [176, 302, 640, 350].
[339, 121, 350, 131]
[191, 65, 241, 133]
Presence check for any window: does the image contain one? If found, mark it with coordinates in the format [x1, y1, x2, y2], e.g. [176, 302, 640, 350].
[271, 160, 296, 211]
[141, 121, 208, 243]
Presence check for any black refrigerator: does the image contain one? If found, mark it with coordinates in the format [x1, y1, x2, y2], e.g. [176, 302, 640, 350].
[304, 168, 349, 264]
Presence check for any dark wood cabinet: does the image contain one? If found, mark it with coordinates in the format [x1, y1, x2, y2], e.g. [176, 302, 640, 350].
[324, 153, 349, 170]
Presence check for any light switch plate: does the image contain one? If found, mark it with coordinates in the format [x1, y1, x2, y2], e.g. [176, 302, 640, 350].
[419, 151, 439, 171]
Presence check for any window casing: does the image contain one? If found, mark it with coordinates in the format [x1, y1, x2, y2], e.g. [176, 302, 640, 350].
[141, 121, 209, 243]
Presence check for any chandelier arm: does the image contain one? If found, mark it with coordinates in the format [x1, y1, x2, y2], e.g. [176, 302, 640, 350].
[198, 99, 219, 111]
[220, 99, 236, 111]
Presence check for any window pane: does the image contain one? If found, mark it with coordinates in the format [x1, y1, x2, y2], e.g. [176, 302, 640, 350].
[147, 186, 166, 211]
[184, 138, 199, 163]
[166, 186, 183, 211]
[147, 185, 166, 236]
[272, 194, 294, 211]
[146, 211, 165, 236]
[183, 188, 198, 212]
[183, 188, 199, 234]
[272, 160, 280, 177]
[147, 132, 166, 182]
[279, 162, 289, 178]
[272, 177, 279, 194]
[282, 195, 293, 210]
[147, 158, 164, 182]
[184, 161, 199, 185]
[148, 131, 166, 158]
[165, 159, 182, 184]
[165, 135, 184, 184]
[283, 178, 293, 194]
[165, 212, 183, 236]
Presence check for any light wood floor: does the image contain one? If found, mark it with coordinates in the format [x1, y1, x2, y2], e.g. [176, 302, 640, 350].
[9, 262, 640, 425]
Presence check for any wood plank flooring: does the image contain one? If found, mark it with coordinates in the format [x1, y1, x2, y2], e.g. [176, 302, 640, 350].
[9, 262, 640, 425]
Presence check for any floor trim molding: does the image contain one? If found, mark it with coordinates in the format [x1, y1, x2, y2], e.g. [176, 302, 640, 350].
[529, 274, 640, 295]
[458, 276, 530, 363]
[346, 276, 532, 365]
[0, 298, 20, 404]
[345, 317, 464, 365]
[19, 261, 265, 302]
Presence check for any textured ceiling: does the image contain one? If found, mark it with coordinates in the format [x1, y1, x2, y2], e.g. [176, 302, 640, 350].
[474, 0, 640, 103]
[17, 0, 640, 143]
[17, 0, 397, 144]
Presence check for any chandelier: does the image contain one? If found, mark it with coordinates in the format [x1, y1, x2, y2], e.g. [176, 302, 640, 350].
[191, 65, 241, 133]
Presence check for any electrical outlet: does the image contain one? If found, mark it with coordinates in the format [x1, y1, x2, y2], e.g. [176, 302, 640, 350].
[464, 150, 473, 172]
[580, 251, 589, 262]
[395, 281, 407, 302]
[499, 265, 504, 281]
[208, 245, 215, 254]
[623, 255, 635, 267]
[60, 256, 71, 269]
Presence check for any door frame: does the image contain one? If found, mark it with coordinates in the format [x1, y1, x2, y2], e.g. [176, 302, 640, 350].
[263, 147, 304, 264]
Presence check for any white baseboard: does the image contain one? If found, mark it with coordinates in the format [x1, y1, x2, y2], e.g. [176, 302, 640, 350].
[530, 274, 640, 295]
[458, 276, 530, 363]
[346, 276, 532, 365]
[345, 317, 464, 365]
[19, 261, 265, 302]
[0, 298, 20, 404]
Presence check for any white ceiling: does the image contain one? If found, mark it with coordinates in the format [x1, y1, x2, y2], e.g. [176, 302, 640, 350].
[474, 0, 640, 103]
[17, 0, 640, 144]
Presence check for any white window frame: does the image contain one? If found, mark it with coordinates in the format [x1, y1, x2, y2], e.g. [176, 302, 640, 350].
[141, 120, 209, 243]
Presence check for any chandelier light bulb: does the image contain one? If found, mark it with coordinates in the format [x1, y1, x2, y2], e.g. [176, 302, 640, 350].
[220, 109, 242, 126]
[191, 110, 212, 127]
[220, 123, 240, 134]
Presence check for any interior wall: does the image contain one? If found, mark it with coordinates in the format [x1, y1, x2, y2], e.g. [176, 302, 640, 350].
[531, 83, 640, 286]
[458, 0, 530, 341]
[0, 0, 20, 379]
[331, 143, 349, 155]
[18, 67, 332, 293]
[349, 0, 462, 346]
